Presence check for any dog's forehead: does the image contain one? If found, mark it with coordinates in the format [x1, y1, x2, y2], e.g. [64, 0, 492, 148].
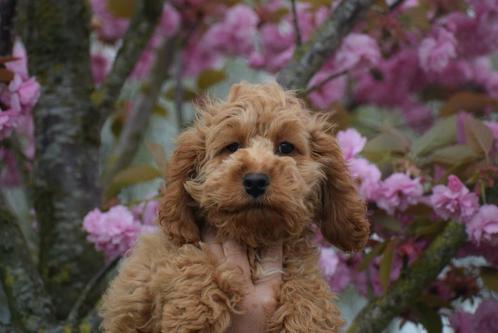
[206, 101, 306, 132]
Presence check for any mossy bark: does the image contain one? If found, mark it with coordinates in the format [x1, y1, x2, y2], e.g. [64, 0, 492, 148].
[277, 0, 373, 90]
[16, 0, 103, 318]
[347, 221, 467, 333]
[0, 198, 56, 332]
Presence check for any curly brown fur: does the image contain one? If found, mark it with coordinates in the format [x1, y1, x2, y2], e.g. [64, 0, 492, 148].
[101, 82, 370, 332]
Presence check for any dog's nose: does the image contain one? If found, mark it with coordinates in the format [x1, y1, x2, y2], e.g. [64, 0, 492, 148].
[243, 173, 270, 198]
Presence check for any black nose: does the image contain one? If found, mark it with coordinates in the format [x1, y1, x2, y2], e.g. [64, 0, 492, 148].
[243, 173, 270, 198]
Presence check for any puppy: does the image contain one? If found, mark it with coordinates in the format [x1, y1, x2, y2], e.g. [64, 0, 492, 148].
[101, 82, 369, 332]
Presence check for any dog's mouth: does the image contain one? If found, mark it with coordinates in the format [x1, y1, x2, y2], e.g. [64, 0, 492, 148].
[221, 201, 279, 214]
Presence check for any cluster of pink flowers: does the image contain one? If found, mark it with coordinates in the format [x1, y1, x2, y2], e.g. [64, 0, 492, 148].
[89, 2, 180, 82]
[336, 127, 498, 247]
[249, 2, 329, 73]
[320, 240, 424, 296]
[449, 299, 498, 333]
[337, 128, 423, 210]
[0, 40, 38, 186]
[82, 201, 158, 261]
[430, 175, 479, 222]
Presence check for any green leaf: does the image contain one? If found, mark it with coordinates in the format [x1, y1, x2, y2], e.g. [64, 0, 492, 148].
[153, 105, 169, 117]
[164, 86, 198, 101]
[463, 115, 494, 157]
[373, 215, 402, 232]
[146, 142, 168, 173]
[430, 144, 480, 166]
[107, 0, 136, 18]
[411, 116, 456, 157]
[379, 239, 396, 292]
[107, 165, 161, 198]
[197, 69, 226, 90]
[412, 302, 443, 333]
[363, 131, 410, 158]
[481, 267, 498, 293]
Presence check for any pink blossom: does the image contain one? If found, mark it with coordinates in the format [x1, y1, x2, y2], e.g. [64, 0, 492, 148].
[354, 49, 424, 107]
[328, 256, 352, 293]
[0, 109, 19, 140]
[5, 40, 28, 79]
[430, 175, 479, 222]
[449, 311, 474, 333]
[319, 249, 353, 293]
[308, 72, 346, 109]
[248, 24, 294, 72]
[91, 53, 111, 85]
[203, 5, 258, 56]
[418, 27, 457, 73]
[89, 0, 129, 42]
[157, 4, 181, 38]
[249, 3, 328, 72]
[466, 204, 498, 244]
[375, 173, 424, 215]
[485, 121, 498, 151]
[353, 254, 403, 296]
[401, 101, 433, 132]
[473, 299, 498, 332]
[336, 128, 367, 160]
[183, 36, 223, 76]
[445, 6, 498, 59]
[83, 206, 141, 260]
[5, 75, 40, 112]
[348, 157, 382, 201]
[319, 247, 339, 278]
[294, 4, 329, 40]
[0, 148, 20, 187]
[131, 200, 159, 226]
[335, 33, 381, 71]
[131, 48, 156, 79]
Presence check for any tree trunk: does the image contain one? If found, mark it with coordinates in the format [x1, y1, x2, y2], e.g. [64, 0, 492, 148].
[16, 0, 103, 318]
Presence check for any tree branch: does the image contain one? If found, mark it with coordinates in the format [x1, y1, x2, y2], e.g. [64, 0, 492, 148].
[290, 0, 302, 46]
[96, 0, 166, 122]
[303, 68, 350, 95]
[102, 36, 178, 189]
[347, 221, 467, 333]
[16, 0, 104, 317]
[0, 196, 56, 332]
[277, 0, 374, 90]
[67, 256, 119, 322]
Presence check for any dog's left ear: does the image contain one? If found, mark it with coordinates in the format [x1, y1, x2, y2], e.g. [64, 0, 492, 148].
[310, 126, 370, 252]
[158, 126, 205, 245]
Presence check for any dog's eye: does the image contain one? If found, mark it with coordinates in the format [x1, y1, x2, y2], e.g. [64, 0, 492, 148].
[277, 142, 294, 155]
[225, 142, 240, 153]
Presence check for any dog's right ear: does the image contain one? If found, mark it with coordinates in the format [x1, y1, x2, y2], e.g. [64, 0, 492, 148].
[158, 126, 205, 245]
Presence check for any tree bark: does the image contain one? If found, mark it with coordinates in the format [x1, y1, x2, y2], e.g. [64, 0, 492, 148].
[347, 221, 467, 333]
[16, 0, 103, 318]
[277, 0, 373, 90]
[0, 0, 16, 55]
[0, 197, 56, 332]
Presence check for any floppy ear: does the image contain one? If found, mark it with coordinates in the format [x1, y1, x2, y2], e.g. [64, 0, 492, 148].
[158, 127, 205, 245]
[311, 126, 370, 252]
